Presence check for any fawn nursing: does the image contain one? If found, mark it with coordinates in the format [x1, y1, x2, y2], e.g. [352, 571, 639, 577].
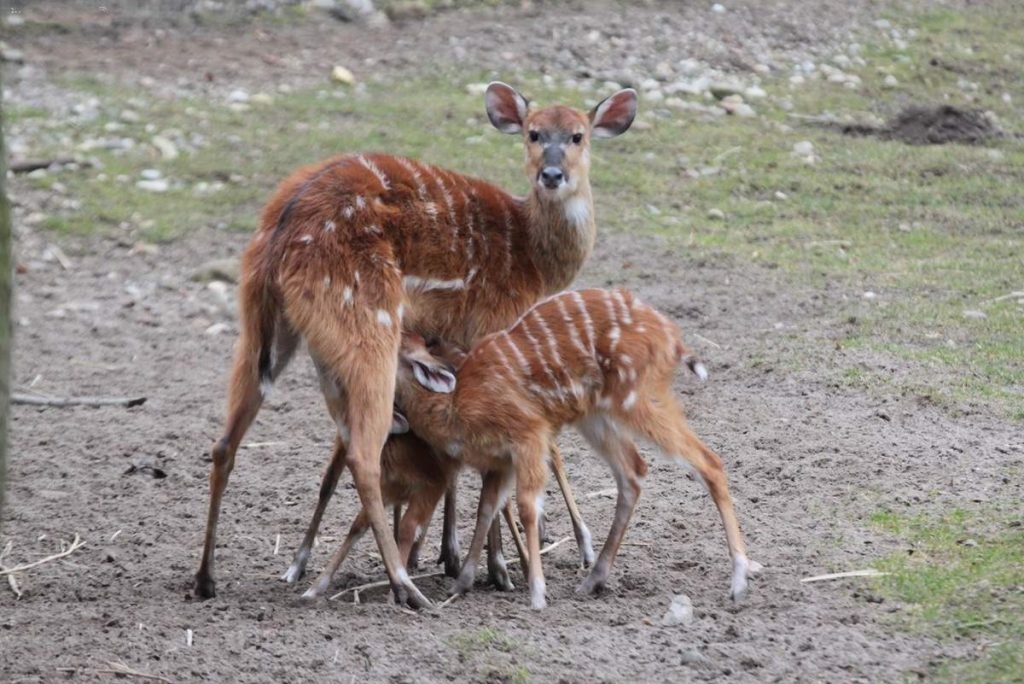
[194, 83, 638, 605]
[392, 289, 750, 609]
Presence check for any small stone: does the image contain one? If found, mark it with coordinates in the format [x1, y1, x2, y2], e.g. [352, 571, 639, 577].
[753, 63, 771, 74]
[140, 168, 162, 180]
[205, 322, 231, 336]
[883, 74, 899, 88]
[192, 257, 241, 284]
[465, 82, 488, 96]
[228, 89, 250, 103]
[707, 208, 725, 220]
[744, 86, 767, 99]
[774, 191, 788, 200]
[710, 84, 741, 100]
[734, 104, 756, 117]
[151, 136, 179, 160]
[654, 61, 675, 80]
[962, 310, 987, 320]
[1, 47, 24, 63]
[833, 54, 852, 69]
[661, 594, 694, 626]
[792, 140, 815, 156]
[862, 291, 877, 300]
[136, 179, 169, 192]
[711, 3, 726, 13]
[120, 109, 141, 123]
[959, 538, 978, 547]
[250, 92, 274, 105]
[330, 65, 356, 85]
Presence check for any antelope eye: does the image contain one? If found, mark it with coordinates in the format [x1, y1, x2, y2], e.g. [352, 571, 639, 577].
[528, 130, 540, 142]
[571, 133, 583, 144]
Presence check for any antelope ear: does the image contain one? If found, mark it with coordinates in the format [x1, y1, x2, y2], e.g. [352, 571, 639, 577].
[390, 410, 410, 435]
[589, 88, 638, 139]
[413, 360, 457, 394]
[485, 82, 530, 134]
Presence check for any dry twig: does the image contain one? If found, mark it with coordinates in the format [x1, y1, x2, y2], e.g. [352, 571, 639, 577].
[800, 568, 888, 583]
[13, 393, 146, 408]
[0, 535, 87, 575]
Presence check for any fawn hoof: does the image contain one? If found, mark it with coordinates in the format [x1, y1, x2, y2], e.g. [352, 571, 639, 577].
[280, 563, 305, 585]
[576, 562, 609, 595]
[193, 572, 216, 599]
[730, 555, 750, 602]
[393, 569, 433, 609]
[487, 560, 515, 592]
[452, 567, 476, 596]
[441, 550, 461, 579]
[302, 576, 331, 599]
[529, 579, 547, 610]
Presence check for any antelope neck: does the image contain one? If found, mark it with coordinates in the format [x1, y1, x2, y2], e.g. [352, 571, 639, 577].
[523, 185, 596, 294]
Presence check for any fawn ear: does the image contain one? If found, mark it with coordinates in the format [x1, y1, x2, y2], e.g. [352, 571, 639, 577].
[390, 410, 410, 435]
[486, 82, 529, 134]
[413, 359, 457, 394]
[590, 88, 638, 139]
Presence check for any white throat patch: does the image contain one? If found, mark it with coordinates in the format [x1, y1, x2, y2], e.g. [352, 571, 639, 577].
[564, 197, 590, 226]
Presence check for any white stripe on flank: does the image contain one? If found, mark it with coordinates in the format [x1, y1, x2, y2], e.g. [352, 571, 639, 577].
[403, 275, 466, 292]
[602, 291, 621, 352]
[487, 337, 517, 379]
[358, 155, 390, 190]
[431, 170, 457, 236]
[611, 289, 633, 325]
[500, 202, 514, 282]
[622, 390, 637, 410]
[555, 296, 590, 360]
[459, 188, 475, 261]
[530, 308, 568, 389]
[324, 220, 336, 232]
[519, 314, 563, 395]
[501, 332, 532, 377]
[571, 291, 596, 354]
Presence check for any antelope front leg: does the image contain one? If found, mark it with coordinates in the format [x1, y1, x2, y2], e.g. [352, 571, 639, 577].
[486, 516, 514, 591]
[549, 445, 595, 567]
[303, 509, 368, 598]
[453, 471, 511, 597]
[516, 482, 546, 610]
[436, 483, 462, 578]
[283, 438, 346, 584]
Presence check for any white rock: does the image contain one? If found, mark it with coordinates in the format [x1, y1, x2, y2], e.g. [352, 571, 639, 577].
[330, 65, 355, 85]
[874, 18, 892, 29]
[250, 92, 274, 105]
[136, 179, 169, 192]
[465, 82, 488, 96]
[120, 109, 141, 123]
[734, 104, 756, 117]
[228, 89, 250, 103]
[654, 61, 675, 80]
[833, 54, 852, 69]
[140, 168, 162, 180]
[744, 86, 767, 99]
[792, 141, 815, 156]
[774, 191, 788, 201]
[707, 208, 725, 220]
[711, 3, 726, 13]
[205, 322, 231, 336]
[863, 291, 877, 300]
[661, 594, 694, 626]
[646, 89, 664, 103]
[753, 63, 771, 74]
[962, 310, 987, 320]
[883, 74, 899, 88]
[151, 136, 179, 160]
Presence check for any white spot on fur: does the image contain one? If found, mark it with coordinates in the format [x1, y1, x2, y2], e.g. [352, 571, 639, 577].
[377, 309, 393, 327]
[343, 206, 355, 219]
[622, 390, 637, 410]
[324, 220, 336, 232]
[355, 196, 366, 210]
[299, 234, 313, 244]
[619, 354, 632, 366]
[342, 287, 353, 304]
[564, 197, 590, 226]
[323, 276, 331, 288]
[396, 304, 404, 322]
[403, 275, 466, 292]
[596, 395, 612, 409]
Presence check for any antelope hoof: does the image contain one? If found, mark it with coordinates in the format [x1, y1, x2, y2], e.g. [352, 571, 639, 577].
[730, 555, 750, 602]
[439, 542, 462, 579]
[302, 576, 331, 599]
[453, 567, 476, 596]
[193, 572, 216, 599]
[576, 568, 607, 596]
[529, 579, 547, 610]
[395, 570, 433, 609]
[280, 563, 305, 585]
[487, 559, 515, 592]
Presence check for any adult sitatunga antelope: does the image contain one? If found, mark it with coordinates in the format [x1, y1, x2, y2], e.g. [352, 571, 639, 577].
[391, 289, 751, 609]
[194, 82, 638, 606]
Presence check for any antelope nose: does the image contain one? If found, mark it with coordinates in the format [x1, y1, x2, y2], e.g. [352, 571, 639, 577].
[540, 167, 564, 188]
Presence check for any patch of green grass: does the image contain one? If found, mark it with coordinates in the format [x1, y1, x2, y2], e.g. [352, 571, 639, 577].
[446, 626, 517, 654]
[869, 508, 1024, 681]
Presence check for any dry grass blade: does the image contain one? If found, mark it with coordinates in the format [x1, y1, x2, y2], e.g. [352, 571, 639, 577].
[12, 393, 146, 408]
[0, 535, 87, 575]
[98, 661, 174, 683]
[328, 569, 446, 601]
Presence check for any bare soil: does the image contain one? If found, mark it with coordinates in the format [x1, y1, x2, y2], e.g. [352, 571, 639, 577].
[3, 2, 1021, 683]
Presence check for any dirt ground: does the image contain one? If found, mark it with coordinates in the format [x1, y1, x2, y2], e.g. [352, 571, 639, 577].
[2, 2, 1021, 682]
